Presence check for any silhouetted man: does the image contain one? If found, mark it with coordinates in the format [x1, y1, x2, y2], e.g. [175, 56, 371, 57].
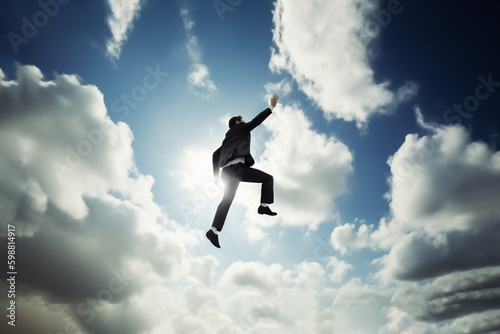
[206, 94, 279, 248]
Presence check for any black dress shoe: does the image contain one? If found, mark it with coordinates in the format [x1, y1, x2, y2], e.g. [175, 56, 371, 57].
[206, 229, 220, 248]
[258, 205, 277, 216]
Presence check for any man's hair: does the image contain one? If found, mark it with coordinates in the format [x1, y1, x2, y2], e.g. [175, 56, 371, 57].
[228, 116, 242, 128]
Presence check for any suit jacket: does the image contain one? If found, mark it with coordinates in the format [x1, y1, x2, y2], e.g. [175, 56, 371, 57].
[213, 108, 272, 178]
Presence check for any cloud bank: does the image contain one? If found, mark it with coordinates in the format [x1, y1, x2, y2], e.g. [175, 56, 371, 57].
[0, 64, 190, 333]
[329, 112, 500, 331]
[1, 59, 493, 334]
[0, 64, 363, 334]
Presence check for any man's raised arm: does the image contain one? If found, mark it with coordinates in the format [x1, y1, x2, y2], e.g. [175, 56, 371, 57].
[245, 94, 279, 131]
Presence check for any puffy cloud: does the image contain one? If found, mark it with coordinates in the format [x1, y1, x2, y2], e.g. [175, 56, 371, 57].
[390, 267, 500, 330]
[0, 64, 161, 223]
[332, 117, 500, 259]
[373, 123, 500, 281]
[187, 63, 218, 97]
[264, 78, 293, 98]
[378, 307, 412, 334]
[330, 221, 374, 255]
[215, 260, 332, 333]
[369, 116, 500, 330]
[170, 313, 209, 333]
[188, 255, 219, 287]
[329, 279, 393, 333]
[382, 125, 500, 238]
[219, 261, 292, 293]
[105, 0, 144, 60]
[322, 109, 500, 331]
[376, 226, 500, 281]
[326, 256, 353, 283]
[0, 64, 186, 334]
[240, 103, 353, 230]
[269, 0, 417, 127]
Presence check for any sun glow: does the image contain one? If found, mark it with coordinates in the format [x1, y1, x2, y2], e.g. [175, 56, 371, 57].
[172, 146, 219, 191]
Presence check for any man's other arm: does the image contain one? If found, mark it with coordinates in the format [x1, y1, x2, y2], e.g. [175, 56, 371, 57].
[213, 147, 221, 179]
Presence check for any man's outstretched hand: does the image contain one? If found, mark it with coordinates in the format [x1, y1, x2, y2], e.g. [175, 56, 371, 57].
[270, 94, 279, 108]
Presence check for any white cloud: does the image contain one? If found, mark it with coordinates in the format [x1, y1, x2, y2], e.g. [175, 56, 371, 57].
[105, 0, 144, 60]
[378, 307, 412, 334]
[332, 116, 500, 259]
[239, 103, 353, 230]
[269, 0, 417, 127]
[369, 116, 499, 330]
[215, 260, 332, 333]
[219, 261, 291, 292]
[330, 279, 393, 333]
[388, 267, 500, 332]
[188, 63, 218, 97]
[188, 255, 219, 287]
[330, 221, 374, 255]
[180, 8, 218, 98]
[320, 110, 500, 331]
[0, 64, 190, 334]
[375, 123, 500, 247]
[264, 78, 293, 98]
[0, 64, 153, 222]
[157, 260, 342, 334]
[326, 256, 353, 283]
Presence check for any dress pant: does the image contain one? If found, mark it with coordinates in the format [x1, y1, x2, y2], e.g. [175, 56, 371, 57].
[212, 163, 274, 231]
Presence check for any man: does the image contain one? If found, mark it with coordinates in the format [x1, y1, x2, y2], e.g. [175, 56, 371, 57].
[206, 94, 279, 248]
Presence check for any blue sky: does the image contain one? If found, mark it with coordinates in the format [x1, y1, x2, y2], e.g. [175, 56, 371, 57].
[1, 0, 500, 333]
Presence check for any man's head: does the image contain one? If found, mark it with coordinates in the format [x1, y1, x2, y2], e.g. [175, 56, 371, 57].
[228, 115, 245, 128]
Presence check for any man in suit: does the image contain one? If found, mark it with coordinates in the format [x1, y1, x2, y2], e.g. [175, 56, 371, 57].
[206, 94, 279, 248]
